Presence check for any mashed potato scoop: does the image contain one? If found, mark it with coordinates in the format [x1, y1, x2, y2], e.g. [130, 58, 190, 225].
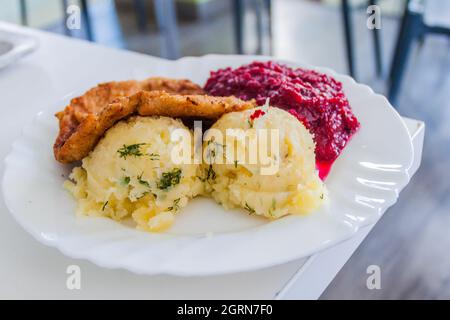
[65, 116, 202, 232]
[64, 107, 327, 232]
[201, 106, 327, 219]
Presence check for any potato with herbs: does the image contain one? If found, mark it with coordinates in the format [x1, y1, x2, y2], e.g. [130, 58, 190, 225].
[65, 116, 202, 232]
[201, 106, 327, 219]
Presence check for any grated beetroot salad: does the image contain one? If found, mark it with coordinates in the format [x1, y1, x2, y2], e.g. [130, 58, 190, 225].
[204, 61, 360, 179]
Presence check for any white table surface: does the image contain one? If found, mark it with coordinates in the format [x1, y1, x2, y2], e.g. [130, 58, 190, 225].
[0, 22, 424, 300]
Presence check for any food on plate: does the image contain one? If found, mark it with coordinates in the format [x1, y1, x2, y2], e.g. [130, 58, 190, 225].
[64, 116, 203, 232]
[57, 61, 358, 233]
[54, 88, 255, 163]
[54, 77, 204, 163]
[204, 61, 360, 179]
[201, 106, 327, 218]
[55, 77, 203, 156]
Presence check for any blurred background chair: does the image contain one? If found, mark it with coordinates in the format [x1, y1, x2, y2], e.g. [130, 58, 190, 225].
[17, 0, 180, 59]
[10, 0, 450, 101]
[234, 0, 383, 79]
[133, 0, 149, 31]
[19, 0, 94, 40]
[75, 0, 94, 41]
[19, 0, 28, 26]
[233, 0, 273, 55]
[388, 0, 450, 104]
[152, 0, 180, 59]
[341, 0, 383, 79]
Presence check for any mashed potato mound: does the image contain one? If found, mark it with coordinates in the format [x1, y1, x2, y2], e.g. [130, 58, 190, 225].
[65, 108, 327, 232]
[64, 116, 202, 232]
[201, 106, 327, 219]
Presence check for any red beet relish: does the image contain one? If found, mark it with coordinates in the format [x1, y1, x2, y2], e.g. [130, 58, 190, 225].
[204, 61, 360, 179]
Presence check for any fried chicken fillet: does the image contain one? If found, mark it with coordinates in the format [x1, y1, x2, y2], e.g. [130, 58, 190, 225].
[54, 78, 255, 163]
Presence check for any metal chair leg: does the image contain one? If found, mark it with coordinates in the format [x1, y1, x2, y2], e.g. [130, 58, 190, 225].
[341, 0, 356, 78]
[265, 0, 273, 55]
[372, 22, 383, 76]
[254, 0, 264, 55]
[80, 0, 94, 41]
[61, 0, 72, 36]
[20, 0, 28, 26]
[369, 0, 383, 77]
[133, 0, 148, 32]
[154, 0, 180, 60]
[388, 0, 425, 104]
[233, 0, 245, 54]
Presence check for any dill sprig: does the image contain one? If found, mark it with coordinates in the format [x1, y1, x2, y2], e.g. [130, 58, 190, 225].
[268, 199, 277, 217]
[117, 143, 147, 159]
[200, 164, 216, 183]
[136, 192, 149, 200]
[137, 172, 151, 188]
[121, 176, 131, 185]
[168, 198, 181, 212]
[244, 202, 255, 215]
[148, 153, 160, 160]
[157, 168, 182, 190]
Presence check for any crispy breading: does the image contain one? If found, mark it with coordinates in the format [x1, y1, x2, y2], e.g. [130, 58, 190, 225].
[54, 88, 255, 163]
[55, 77, 204, 120]
[54, 77, 204, 159]
[137, 90, 255, 118]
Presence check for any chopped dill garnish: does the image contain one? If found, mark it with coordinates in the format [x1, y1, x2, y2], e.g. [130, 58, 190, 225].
[244, 202, 255, 215]
[206, 165, 216, 180]
[117, 143, 146, 159]
[247, 119, 253, 128]
[320, 193, 324, 200]
[137, 172, 151, 188]
[268, 199, 276, 216]
[101, 201, 108, 211]
[168, 198, 181, 211]
[136, 192, 149, 200]
[200, 165, 216, 183]
[234, 160, 239, 168]
[157, 168, 182, 190]
[148, 153, 160, 160]
[121, 176, 130, 185]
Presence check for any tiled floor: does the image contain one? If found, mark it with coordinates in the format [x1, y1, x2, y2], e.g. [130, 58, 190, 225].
[37, 0, 450, 299]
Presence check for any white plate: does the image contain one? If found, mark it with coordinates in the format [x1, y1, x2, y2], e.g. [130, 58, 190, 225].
[2, 55, 413, 276]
